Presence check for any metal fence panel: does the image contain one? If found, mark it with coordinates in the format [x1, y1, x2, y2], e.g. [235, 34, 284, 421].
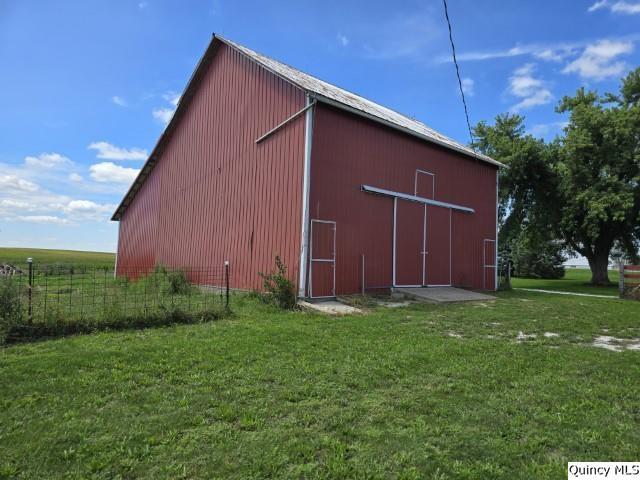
[2, 262, 231, 328]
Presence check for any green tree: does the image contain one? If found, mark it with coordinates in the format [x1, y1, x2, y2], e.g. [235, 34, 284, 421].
[555, 68, 640, 284]
[473, 114, 563, 278]
[475, 68, 640, 286]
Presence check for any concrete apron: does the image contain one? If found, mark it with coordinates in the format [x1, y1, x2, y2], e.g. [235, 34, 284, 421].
[298, 300, 362, 316]
[394, 286, 496, 304]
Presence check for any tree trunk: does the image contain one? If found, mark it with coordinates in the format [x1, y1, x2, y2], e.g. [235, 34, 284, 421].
[587, 251, 611, 285]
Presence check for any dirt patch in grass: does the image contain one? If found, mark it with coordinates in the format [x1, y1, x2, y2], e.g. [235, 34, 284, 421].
[591, 335, 640, 352]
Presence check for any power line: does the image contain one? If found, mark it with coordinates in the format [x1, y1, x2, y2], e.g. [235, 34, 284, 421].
[442, 0, 475, 148]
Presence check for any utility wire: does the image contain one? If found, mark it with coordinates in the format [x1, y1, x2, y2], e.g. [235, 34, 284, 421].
[442, 0, 475, 148]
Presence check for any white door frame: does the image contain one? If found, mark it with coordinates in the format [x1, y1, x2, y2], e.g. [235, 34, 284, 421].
[309, 219, 336, 298]
[414, 169, 435, 198]
[483, 238, 497, 290]
[415, 170, 434, 287]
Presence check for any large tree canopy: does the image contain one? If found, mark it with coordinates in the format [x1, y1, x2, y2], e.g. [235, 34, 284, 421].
[473, 114, 556, 248]
[474, 68, 640, 285]
[555, 70, 640, 284]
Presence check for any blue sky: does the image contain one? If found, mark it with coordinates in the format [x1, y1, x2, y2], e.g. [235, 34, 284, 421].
[1, 0, 638, 253]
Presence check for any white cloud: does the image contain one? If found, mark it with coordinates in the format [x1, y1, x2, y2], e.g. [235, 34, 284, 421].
[152, 91, 181, 125]
[534, 48, 574, 62]
[562, 39, 634, 80]
[588, 0, 610, 11]
[441, 42, 578, 64]
[163, 91, 180, 107]
[508, 64, 553, 112]
[0, 199, 30, 209]
[16, 215, 70, 225]
[152, 107, 175, 124]
[337, 33, 349, 47]
[461, 77, 474, 96]
[0, 152, 122, 229]
[88, 141, 148, 161]
[511, 90, 554, 112]
[112, 95, 128, 107]
[64, 200, 117, 221]
[588, 0, 640, 14]
[65, 200, 102, 212]
[612, 1, 640, 13]
[24, 152, 72, 170]
[89, 162, 140, 184]
[529, 121, 569, 138]
[0, 174, 39, 192]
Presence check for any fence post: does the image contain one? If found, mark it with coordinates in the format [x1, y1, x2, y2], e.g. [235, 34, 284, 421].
[224, 260, 230, 310]
[619, 262, 625, 298]
[27, 257, 33, 324]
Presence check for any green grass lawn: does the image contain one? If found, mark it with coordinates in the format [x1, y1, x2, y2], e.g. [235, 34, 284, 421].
[0, 247, 115, 268]
[511, 268, 620, 296]
[1, 291, 639, 479]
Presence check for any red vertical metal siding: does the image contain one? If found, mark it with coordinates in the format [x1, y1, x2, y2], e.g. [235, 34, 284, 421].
[395, 200, 423, 286]
[309, 103, 497, 294]
[426, 206, 452, 285]
[117, 43, 306, 290]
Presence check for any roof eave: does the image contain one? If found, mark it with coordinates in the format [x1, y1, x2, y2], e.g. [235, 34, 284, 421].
[216, 35, 503, 169]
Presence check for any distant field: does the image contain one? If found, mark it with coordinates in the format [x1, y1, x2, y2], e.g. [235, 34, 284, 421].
[0, 247, 115, 268]
[512, 268, 619, 296]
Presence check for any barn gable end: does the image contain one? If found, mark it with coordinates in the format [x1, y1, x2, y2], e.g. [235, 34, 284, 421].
[116, 42, 307, 291]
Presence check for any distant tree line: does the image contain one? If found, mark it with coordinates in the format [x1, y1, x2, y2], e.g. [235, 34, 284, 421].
[474, 68, 640, 285]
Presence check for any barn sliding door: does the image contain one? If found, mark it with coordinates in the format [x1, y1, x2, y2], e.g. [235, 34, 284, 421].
[425, 206, 451, 286]
[394, 199, 424, 287]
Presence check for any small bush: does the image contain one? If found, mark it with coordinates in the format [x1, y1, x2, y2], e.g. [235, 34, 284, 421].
[507, 234, 565, 280]
[164, 270, 192, 295]
[0, 278, 23, 345]
[259, 256, 297, 310]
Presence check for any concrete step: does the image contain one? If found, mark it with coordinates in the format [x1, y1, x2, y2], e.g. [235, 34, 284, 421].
[394, 287, 496, 304]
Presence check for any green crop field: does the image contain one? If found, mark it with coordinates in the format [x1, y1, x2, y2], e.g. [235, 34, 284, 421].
[0, 247, 115, 268]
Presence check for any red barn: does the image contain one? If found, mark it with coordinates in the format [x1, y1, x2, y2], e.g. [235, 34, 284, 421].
[112, 35, 502, 297]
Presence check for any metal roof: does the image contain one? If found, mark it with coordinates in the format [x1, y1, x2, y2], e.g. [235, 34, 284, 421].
[112, 35, 500, 221]
[218, 35, 502, 168]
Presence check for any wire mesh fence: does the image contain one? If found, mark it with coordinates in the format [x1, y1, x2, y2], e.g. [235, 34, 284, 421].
[1, 261, 231, 342]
